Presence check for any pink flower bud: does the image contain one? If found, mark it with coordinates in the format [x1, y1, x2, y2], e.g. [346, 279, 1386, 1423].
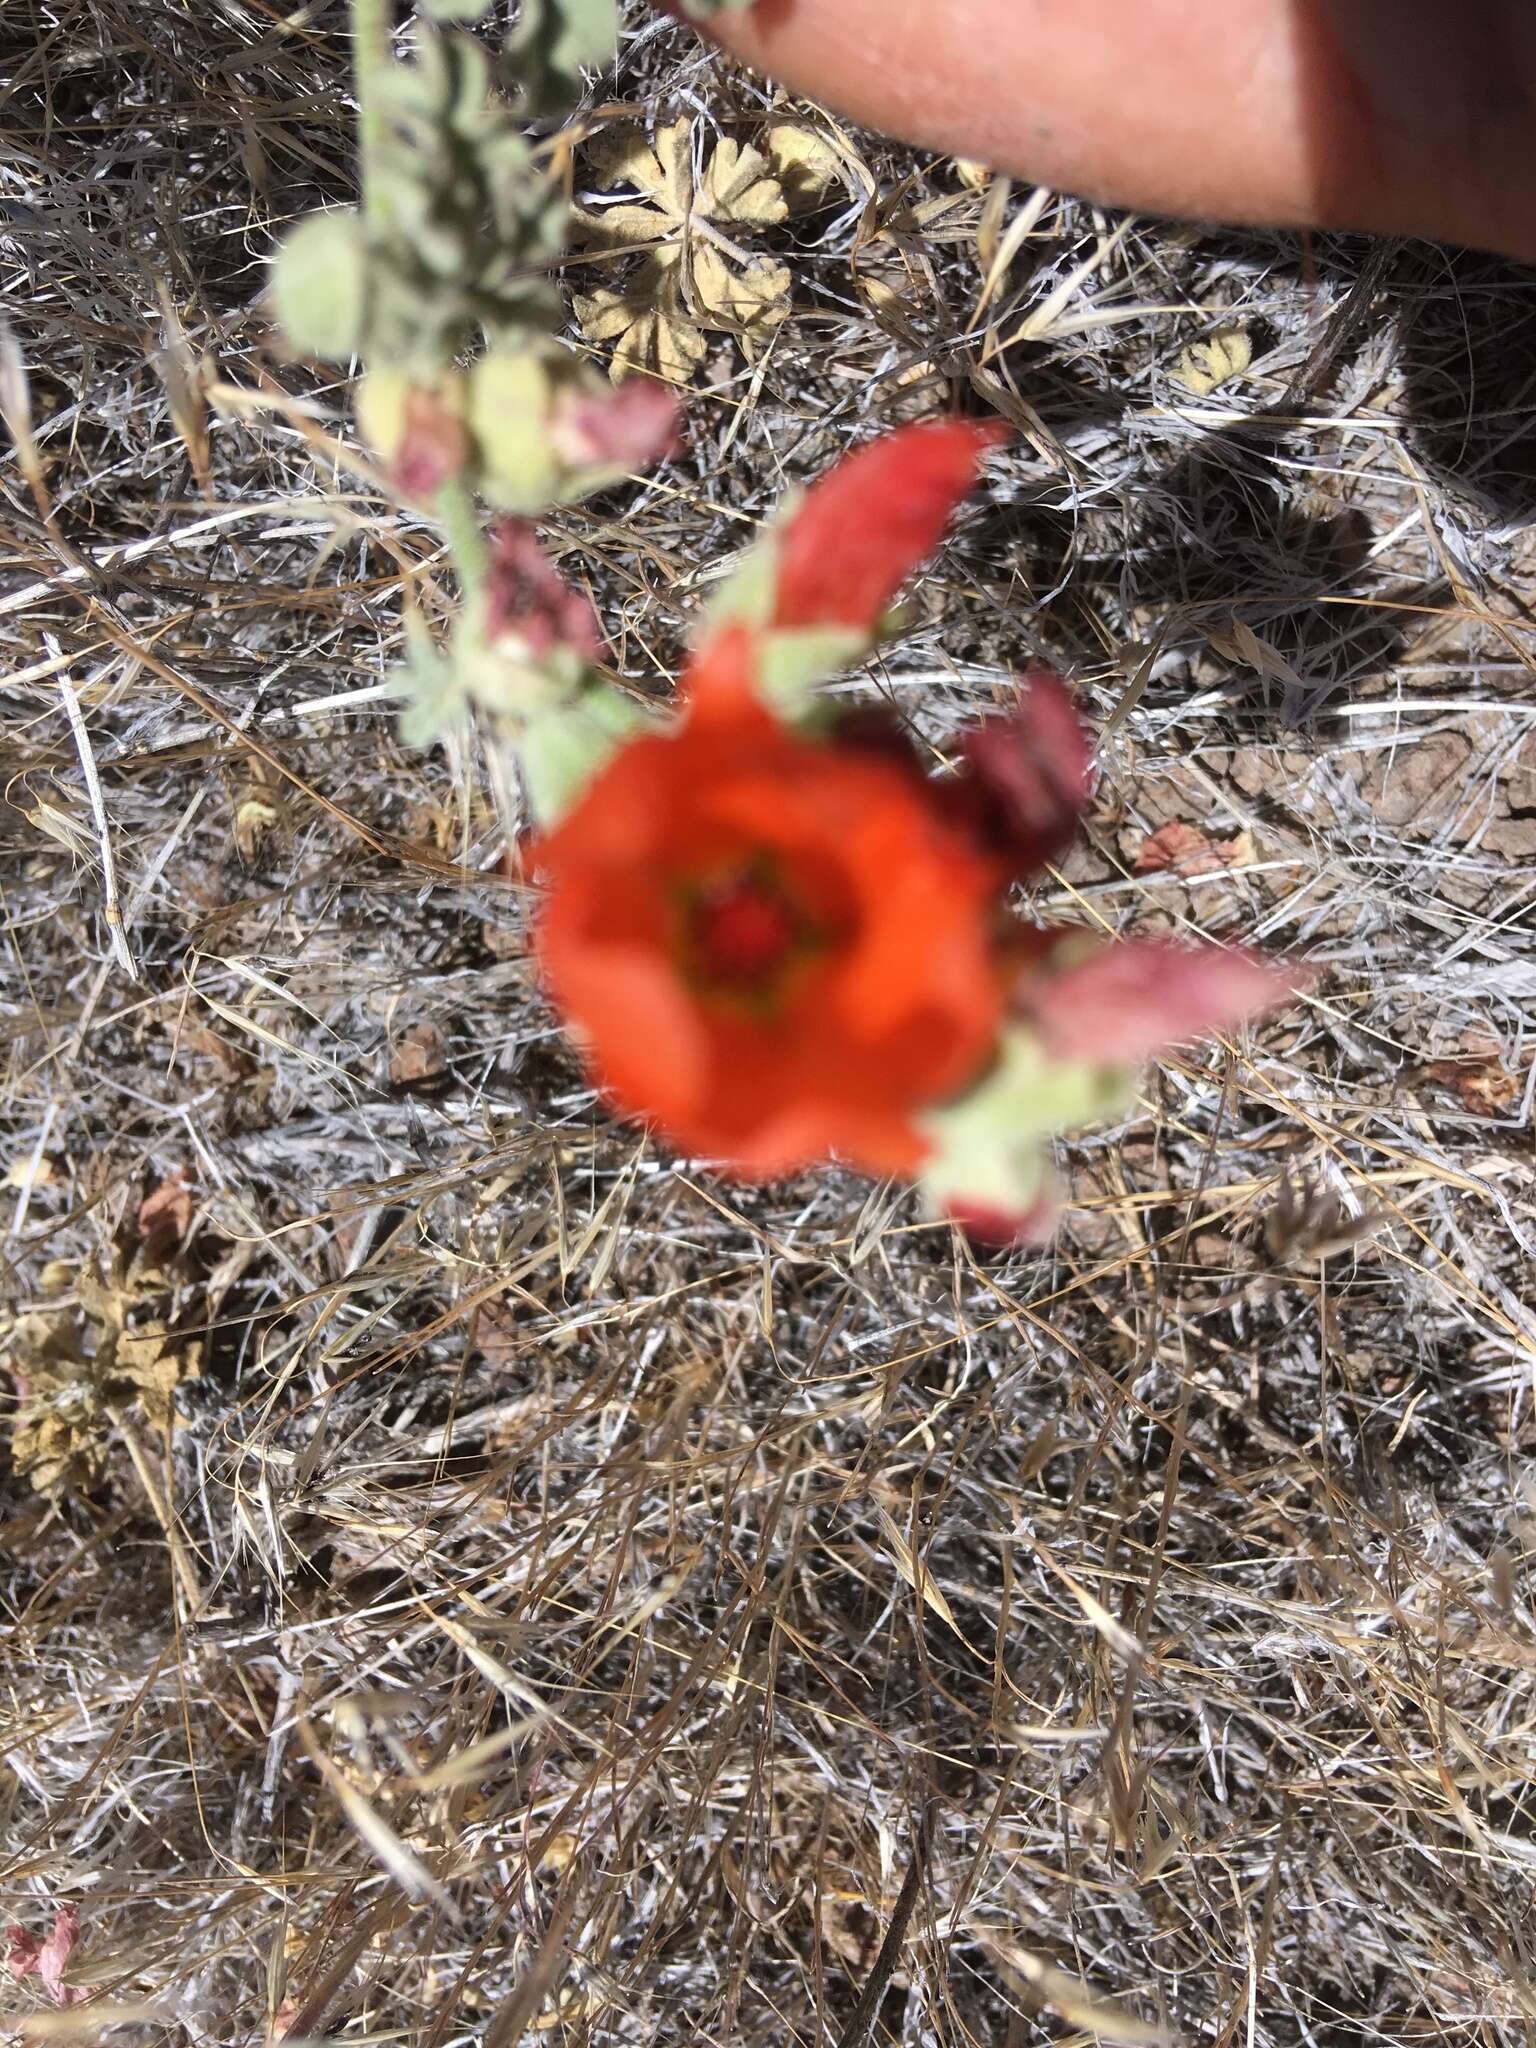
[483, 521, 605, 664]
[5, 1906, 87, 2007]
[946, 1195, 1058, 1250]
[393, 386, 469, 500]
[550, 379, 681, 473]
[947, 670, 1092, 877]
[1017, 937, 1311, 1066]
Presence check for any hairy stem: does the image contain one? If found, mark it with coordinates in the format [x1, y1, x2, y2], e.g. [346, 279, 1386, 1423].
[350, 0, 393, 223]
[437, 477, 489, 592]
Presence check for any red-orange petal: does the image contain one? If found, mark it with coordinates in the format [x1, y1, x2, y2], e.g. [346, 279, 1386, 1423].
[682, 623, 775, 730]
[771, 419, 1010, 631]
[533, 686, 1006, 1181]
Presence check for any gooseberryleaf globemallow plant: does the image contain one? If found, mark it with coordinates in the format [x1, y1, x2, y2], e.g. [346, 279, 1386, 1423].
[529, 421, 1306, 1242]
[269, 6, 1303, 1242]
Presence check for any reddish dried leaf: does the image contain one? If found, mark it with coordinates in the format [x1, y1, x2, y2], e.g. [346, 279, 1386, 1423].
[138, 1171, 194, 1264]
[1135, 820, 1252, 877]
[1427, 1040, 1520, 1116]
[5, 1906, 87, 2007]
[771, 418, 1009, 631]
[475, 1299, 520, 1372]
[388, 1020, 448, 1090]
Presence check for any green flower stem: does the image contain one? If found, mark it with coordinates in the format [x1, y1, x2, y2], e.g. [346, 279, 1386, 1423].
[436, 478, 489, 593]
[350, 0, 393, 226]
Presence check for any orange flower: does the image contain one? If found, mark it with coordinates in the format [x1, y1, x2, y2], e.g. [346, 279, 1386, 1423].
[526, 415, 1306, 1214]
[535, 629, 1003, 1176]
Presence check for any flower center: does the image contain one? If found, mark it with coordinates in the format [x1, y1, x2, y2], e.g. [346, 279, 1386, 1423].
[690, 870, 801, 994]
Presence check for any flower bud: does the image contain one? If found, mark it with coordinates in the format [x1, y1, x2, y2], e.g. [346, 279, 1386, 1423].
[271, 209, 368, 361]
[466, 349, 562, 512]
[357, 367, 469, 500]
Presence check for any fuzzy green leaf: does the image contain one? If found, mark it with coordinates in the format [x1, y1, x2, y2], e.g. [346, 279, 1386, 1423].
[355, 26, 568, 367]
[271, 209, 368, 360]
[918, 1028, 1136, 1221]
[507, 0, 619, 115]
[520, 688, 649, 825]
[392, 613, 468, 748]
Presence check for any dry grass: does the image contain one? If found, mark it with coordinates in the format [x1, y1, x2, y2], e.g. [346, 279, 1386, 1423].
[4, 3, 1536, 2043]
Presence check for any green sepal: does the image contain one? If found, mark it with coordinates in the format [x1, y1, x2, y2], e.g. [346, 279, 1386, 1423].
[271, 209, 369, 360]
[697, 491, 879, 715]
[700, 487, 804, 637]
[468, 349, 562, 511]
[918, 1027, 1137, 1220]
[421, 0, 493, 18]
[356, 365, 412, 465]
[520, 686, 651, 825]
[456, 642, 575, 724]
[757, 625, 869, 717]
[704, 532, 780, 632]
[448, 23, 495, 125]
